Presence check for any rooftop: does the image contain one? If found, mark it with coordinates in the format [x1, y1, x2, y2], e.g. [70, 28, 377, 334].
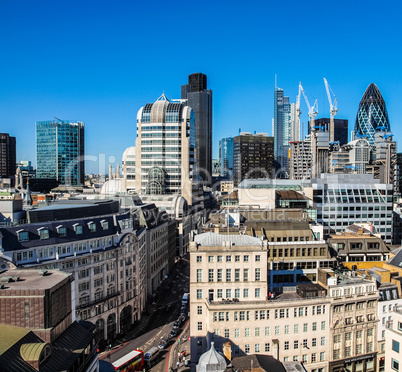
[194, 232, 262, 246]
[0, 269, 71, 291]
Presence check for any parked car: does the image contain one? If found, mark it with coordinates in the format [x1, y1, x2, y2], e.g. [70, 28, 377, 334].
[144, 347, 160, 365]
[170, 328, 179, 338]
[173, 320, 181, 329]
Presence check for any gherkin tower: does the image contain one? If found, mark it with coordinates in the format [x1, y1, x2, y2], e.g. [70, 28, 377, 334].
[354, 83, 390, 146]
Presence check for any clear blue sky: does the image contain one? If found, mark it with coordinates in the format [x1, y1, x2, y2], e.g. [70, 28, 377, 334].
[1, 0, 401, 174]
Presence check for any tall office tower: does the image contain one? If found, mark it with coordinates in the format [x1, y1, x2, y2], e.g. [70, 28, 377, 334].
[313, 118, 349, 145]
[36, 120, 85, 186]
[289, 137, 312, 179]
[0, 133, 16, 178]
[289, 102, 299, 142]
[219, 137, 234, 178]
[355, 83, 390, 146]
[274, 85, 291, 176]
[122, 146, 136, 193]
[233, 132, 274, 186]
[181, 73, 212, 186]
[135, 94, 197, 206]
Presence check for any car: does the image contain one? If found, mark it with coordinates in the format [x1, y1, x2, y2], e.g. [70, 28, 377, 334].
[172, 320, 180, 329]
[169, 329, 179, 338]
[158, 337, 169, 350]
[178, 314, 185, 325]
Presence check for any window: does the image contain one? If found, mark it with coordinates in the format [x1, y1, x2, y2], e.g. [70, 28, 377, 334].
[334, 334, 341, 343]
[302, 355, 307, 363]
[235, 255, 240, 262]
[284, 341, 289, 350]
[265, 327, 270, 336]
[367, 328, 373, 337]
[333, 349, 340, 360]
[294, 340, 299, 349]
[285, 325, 289, 334]
[235, 269, 240, 282]
[345, 332, 352, 341]
[217, 269, 222, 282]
[197, 322, 202, 331]
[294, 324, 299, 334]
[312, 322, 317, 331]
[38, 228, 49, 239]
[320, 352, 325, 362]
[73, 224, 83, 234]
[255, 268, 261, 281]
[224, 329, 229, 338]
[197, 269, 202, 282]
[255, 327, 260, 336]
[17, 230, 29, 242]
[197, 306, 202, 315]
[243, 269, 249, 281]
[393, 340, 400, 353]
[312, 338, 317, 347]
[88, 222, 96, 232]
[321, 321, 326, 330]
[101, 220, 109, 230]
[217, 255, 222, 262]
[255, 288, 260, 297]
[196, 256, 202, 262]
[321, 337, 325, 346]
[265, 343, 270, 352]
[303, 323, 308, 332]
[208, 269, 214, 282]
[197, 289, 202, 299]
[345, 346, 351, 357]
[275, 326, 280, 335]
[255, 255, 260, 262]
[226, 269, 231, 281]
[356, 344, 362, 354]
[235, 328, 240, 338]
[303, 339, 308, 348]
[226, 289, 231, 298]
[226, 255, 232, 262]
[244, 255, 249, 262]
[245, 344, 250, 353]
[243, 288, 249, 298]
[311, 353, 316, 363]
[392, 358, 399, 371]
[208, 255, 214, 262]
[367, 342, 373, 352]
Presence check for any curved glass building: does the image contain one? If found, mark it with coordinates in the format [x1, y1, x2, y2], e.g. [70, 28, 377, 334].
[354, 83, 390, 146]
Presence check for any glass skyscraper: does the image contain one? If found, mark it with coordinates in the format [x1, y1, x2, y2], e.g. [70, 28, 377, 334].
[219, 137, 234, 179]
[355, 83, 390, 146]
[274, 86, 291, 176]
[36, 120, 85, 186]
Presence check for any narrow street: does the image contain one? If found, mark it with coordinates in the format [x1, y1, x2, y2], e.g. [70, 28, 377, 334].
[100, 256, 190, 372]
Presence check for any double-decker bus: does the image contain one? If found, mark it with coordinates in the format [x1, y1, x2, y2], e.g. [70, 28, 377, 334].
[112, 350, 144, 372]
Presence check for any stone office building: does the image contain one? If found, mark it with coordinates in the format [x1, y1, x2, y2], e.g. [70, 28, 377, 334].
[0, 200, 147, 341]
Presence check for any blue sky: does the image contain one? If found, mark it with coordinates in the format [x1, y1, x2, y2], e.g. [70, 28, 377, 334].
[1, 0, 401, 174]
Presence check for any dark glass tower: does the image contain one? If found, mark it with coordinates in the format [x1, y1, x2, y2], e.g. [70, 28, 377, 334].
[0, 133, 16, 178]
[355, 83, 390, 146]
[181, 73, 212, 186]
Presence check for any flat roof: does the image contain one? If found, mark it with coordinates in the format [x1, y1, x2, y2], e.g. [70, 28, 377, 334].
[0, 269, 71, 291]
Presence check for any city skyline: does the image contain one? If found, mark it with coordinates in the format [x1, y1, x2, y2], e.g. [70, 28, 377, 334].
[1, 0, 401, 174]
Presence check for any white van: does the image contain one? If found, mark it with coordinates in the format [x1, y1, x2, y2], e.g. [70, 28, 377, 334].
[144, 347, 159, 365]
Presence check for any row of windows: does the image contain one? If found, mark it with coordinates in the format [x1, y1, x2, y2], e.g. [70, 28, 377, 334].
[197, 288, 261, 299]
[205, 268, 260, 282]
[333, 328, 374, 343]
[333, 301, 376, 313]
[333, 343, 374, 359]
[196, 254, 259, 263]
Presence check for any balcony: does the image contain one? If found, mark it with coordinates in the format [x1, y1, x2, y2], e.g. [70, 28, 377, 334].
[77, 291, 121, 310]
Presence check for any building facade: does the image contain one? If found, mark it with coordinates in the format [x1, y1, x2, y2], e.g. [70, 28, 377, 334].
[219, 137, 234, 179]
[233, 133, 274, 186]
[313, 118, 349, 146]
[181, 73, 213, 185]
[354, 83, 390, 147]
[135, 94, 197, 206]
[0, 133, 16, 180]
[0, 204, 147, 341]
[36, 120, 85, 186]
[122, 146, 136, 193]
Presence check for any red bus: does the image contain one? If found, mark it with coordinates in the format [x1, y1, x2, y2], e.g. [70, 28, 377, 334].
[112, 350, 144, 372]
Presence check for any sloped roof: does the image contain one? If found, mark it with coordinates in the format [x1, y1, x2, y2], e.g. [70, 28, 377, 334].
[230, 354, 285, 372]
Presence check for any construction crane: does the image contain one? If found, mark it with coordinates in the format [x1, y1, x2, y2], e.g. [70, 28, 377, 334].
[323, 78, 338, 143]
[300, 83, 318, 178]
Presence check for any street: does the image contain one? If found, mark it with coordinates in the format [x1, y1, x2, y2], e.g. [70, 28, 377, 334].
[100, 256, 190, 372]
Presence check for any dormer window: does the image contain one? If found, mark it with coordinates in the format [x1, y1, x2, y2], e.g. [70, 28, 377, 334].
[101, 220, 109, 230]
[37, 227, 49, 240]
[73, 223, 83, 235]
[88, 221, 96, 232]
[56, 225, 67, 237]
[17, 230, 29, 242]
